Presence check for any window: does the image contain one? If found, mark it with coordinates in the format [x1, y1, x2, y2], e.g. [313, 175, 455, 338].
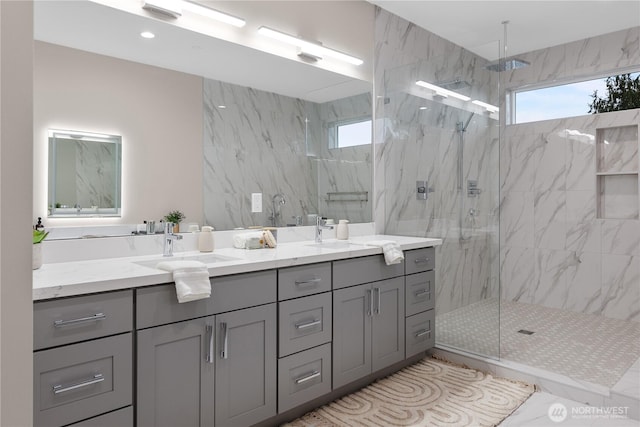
[330, 118, 372, 149]
[514, 72, 640, 124]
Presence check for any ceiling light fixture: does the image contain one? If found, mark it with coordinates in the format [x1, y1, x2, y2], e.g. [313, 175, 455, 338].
[181, 1, 245, 28]
[471, 100, 499, 112]
[415, 80, 471, 101]
[142, 0, 182, 18]
[140, 31, 156, 39]
[257, 26, 363, 66]
[142, 0, 245, 27]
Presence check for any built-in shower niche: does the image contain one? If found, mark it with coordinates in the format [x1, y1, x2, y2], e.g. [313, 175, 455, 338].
[596, 125, 639, 219]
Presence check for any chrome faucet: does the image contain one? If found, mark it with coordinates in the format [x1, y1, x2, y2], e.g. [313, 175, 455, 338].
[163, 222, 183, 257]
[315, 216, 334, 243]
[269, 193, 286, 227]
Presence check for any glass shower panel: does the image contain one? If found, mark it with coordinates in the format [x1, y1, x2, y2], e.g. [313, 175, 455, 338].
[381, 46, 501, 359]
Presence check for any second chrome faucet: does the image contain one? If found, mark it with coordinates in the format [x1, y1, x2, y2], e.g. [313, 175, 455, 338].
[315, 216, 334, 243]
[163, 222, 183, 256]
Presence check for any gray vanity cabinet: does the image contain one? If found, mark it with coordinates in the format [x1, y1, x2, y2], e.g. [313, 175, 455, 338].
[136, 317, 215, 427]
[215, 303, 277, 427]
[332, 277, 405, 389]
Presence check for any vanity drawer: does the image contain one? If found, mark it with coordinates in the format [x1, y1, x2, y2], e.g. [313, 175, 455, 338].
[34, 290, 133, 350]
[278, 262, 332, 300]
[279, 292, 332, 357]
[405, 271, 435, 316]
[278, 343, 332, 413]
[405, 310, 435, 358]
[136, 270, 277, 329]
[67, 406, 133, 427]
[405, 247, 435, 275]
[33, 333, 133, 427]
[333, 254, 404, 290]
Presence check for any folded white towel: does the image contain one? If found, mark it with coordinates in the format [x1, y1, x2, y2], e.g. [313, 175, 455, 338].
[365, 240, 405, 265]
[156, 260, 211, 303]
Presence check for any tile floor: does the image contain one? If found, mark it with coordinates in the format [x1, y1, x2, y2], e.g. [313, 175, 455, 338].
[501, 392, 639, 427]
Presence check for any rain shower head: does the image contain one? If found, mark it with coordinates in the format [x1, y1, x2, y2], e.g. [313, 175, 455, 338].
[485, 58, 530, 72]
[437, 78, 472, 91]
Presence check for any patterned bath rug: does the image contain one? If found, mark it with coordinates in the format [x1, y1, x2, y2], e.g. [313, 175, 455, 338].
[283, 356, 534, 427]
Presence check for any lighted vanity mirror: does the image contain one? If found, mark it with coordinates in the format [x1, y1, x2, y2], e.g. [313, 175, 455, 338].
[48, 129, 122, 217]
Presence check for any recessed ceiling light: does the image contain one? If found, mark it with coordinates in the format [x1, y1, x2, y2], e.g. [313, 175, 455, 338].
[217, 105, 227, 109]
[419, 106, 428, 110]
[140, 31, 156, 39]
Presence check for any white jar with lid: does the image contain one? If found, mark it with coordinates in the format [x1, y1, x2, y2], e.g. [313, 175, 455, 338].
[198, 226, 215, 252]
[336, 220, 349, 240]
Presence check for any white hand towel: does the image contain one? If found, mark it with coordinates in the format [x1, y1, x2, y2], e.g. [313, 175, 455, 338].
[156, 260, 211, 303]
[365, 240, 405, 265]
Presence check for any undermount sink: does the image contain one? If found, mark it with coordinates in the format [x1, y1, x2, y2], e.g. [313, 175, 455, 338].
[134, 253, 239, 269]
[305, 240, 363, 249]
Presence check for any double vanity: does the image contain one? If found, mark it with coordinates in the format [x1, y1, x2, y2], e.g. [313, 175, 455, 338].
[33, 235, 440, 427]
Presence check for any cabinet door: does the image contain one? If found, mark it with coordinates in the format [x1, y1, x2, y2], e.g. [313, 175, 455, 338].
[371, 277, 405, 372]
[137, 317, 215, 427]
[215, 303, 277, 427]
[332, 283, 371, 389]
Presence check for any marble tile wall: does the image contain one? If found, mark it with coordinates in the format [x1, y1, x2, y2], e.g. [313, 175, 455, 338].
[374, 8, 501, 320]
[203, 80, 372, 230]
[500, 27, 640, 322]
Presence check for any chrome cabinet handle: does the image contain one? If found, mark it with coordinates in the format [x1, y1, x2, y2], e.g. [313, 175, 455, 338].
[294, 277, 321, 287]
[295, 319, 321, 330]
[415, 329, 431, 338]
[53, 373, 104, 394]
[294, 370, 320, 384]
[220, 322, 228, 359]
[374, 287, 380, 315]
[366, 289, 373, 316]
[414, 257, 430, 264]
[414, 289, 431, 298]
[205, 324, 214, 364]
[54, 313, 106, 328]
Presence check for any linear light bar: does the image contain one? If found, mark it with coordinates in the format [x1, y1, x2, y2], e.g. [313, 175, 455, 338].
[472, 100, 499, 112]
[142, 0, 182, 18]
[257, 26, 363, 66]
[415, 80, 471, 101]
[181, 1, 245, 27]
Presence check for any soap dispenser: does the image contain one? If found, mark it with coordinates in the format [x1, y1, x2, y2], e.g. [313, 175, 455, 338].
[198, 226, 215, 252]
[336, 220, 349, 240]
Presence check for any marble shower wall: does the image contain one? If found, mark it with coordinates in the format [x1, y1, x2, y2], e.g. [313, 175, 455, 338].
[203, 79, 372, 230]
[500, 27, 640, 322]
[374, 8, 501, 319]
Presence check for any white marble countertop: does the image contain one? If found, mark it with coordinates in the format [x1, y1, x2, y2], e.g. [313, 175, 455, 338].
[33, 235, 441, 301]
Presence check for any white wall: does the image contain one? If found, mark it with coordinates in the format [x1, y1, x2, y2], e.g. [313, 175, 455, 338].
[34, 41, 204, 226]
[0, 1, 34, 424]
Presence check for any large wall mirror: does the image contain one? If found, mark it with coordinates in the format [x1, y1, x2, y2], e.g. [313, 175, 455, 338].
[48, 129, 122, 217]
[34, 0, 372, 233]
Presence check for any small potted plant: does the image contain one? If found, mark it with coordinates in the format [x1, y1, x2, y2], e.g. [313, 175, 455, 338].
[164, 210, 186, 232]
[33, 229, 49, 270]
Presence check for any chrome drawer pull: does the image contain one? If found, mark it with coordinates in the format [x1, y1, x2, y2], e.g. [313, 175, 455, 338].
[53, 373, 104, 394]
[366, 289, 373, 317]
[414, 289, 431, 298]
[54, 313, 106, 328]
[414, 258, 430, 264]
[205, 324, 214, 364]
[294, 278, 321, 287]
[415, 329, 431, 338]
[294, 370, 320, 384]
[220, 322, 228, 359]
[374, 287, 381, 315]
[295, 319, 321, 330]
